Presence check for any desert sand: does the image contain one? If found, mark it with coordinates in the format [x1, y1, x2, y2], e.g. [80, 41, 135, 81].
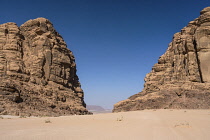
[0, 109, 210, 140]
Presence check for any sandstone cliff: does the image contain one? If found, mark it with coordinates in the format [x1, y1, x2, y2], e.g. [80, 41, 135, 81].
[0, 18, 90, 116]
[113, 7, 210, 112]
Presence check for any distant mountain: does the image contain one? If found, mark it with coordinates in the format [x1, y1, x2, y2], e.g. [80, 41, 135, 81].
[87, 105, 106, 112]
[86, 105, 112, 114]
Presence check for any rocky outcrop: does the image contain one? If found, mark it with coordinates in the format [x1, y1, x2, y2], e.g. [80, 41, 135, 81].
[0, 18, 90, 116]
[113, 7, 210, 112]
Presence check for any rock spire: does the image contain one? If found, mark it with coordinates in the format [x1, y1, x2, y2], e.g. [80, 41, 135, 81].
[113, 7, 210, 112]
[0, 18, 90, 116]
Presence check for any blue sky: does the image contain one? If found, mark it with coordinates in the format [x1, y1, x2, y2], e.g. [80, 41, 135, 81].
[1, 0, 209, 109]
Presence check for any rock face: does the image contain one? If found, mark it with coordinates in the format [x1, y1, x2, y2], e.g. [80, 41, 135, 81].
[113, 7, 210, 112]
[0, 18, 90, 116]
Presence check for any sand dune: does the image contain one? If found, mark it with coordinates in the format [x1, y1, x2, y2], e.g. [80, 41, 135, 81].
[0, 109, 210, 140]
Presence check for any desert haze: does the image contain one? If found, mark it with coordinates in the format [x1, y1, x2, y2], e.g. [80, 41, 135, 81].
[0, 109, 210, 140]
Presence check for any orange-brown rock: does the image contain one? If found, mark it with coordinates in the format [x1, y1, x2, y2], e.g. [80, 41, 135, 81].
[113, 7, 210, 112]
[0, 18, 90, 116]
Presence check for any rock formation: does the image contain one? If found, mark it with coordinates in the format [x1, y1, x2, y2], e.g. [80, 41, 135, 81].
[0, 18, 90, 116]
[113, 7, 210, 112]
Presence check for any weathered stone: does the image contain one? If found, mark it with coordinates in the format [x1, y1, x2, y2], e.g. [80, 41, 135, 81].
[0, 18, 91, 116]
[113, 7, 210, 112]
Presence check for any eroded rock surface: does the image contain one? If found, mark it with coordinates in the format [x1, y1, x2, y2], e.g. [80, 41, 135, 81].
[0, 18, 90, 116]
[113, 7, 210, 112]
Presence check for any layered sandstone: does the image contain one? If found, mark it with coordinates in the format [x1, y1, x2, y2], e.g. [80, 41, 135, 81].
[0, 18, 90, 116]
[113, 7, 210, 112]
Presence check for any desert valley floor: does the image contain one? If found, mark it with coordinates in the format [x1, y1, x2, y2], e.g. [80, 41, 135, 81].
[0, 109, 210, 140]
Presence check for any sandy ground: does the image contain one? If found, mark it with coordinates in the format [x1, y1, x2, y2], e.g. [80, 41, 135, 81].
[0, 109, 210, 140]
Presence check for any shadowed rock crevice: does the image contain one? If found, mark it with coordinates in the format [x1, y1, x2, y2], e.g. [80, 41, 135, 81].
[113, 7, 210, 112]
[193, 39, 204, 83]
[0, 18, 90, 116]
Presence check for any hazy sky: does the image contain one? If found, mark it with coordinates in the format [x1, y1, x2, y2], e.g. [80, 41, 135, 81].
[1, 0, 209, 109]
